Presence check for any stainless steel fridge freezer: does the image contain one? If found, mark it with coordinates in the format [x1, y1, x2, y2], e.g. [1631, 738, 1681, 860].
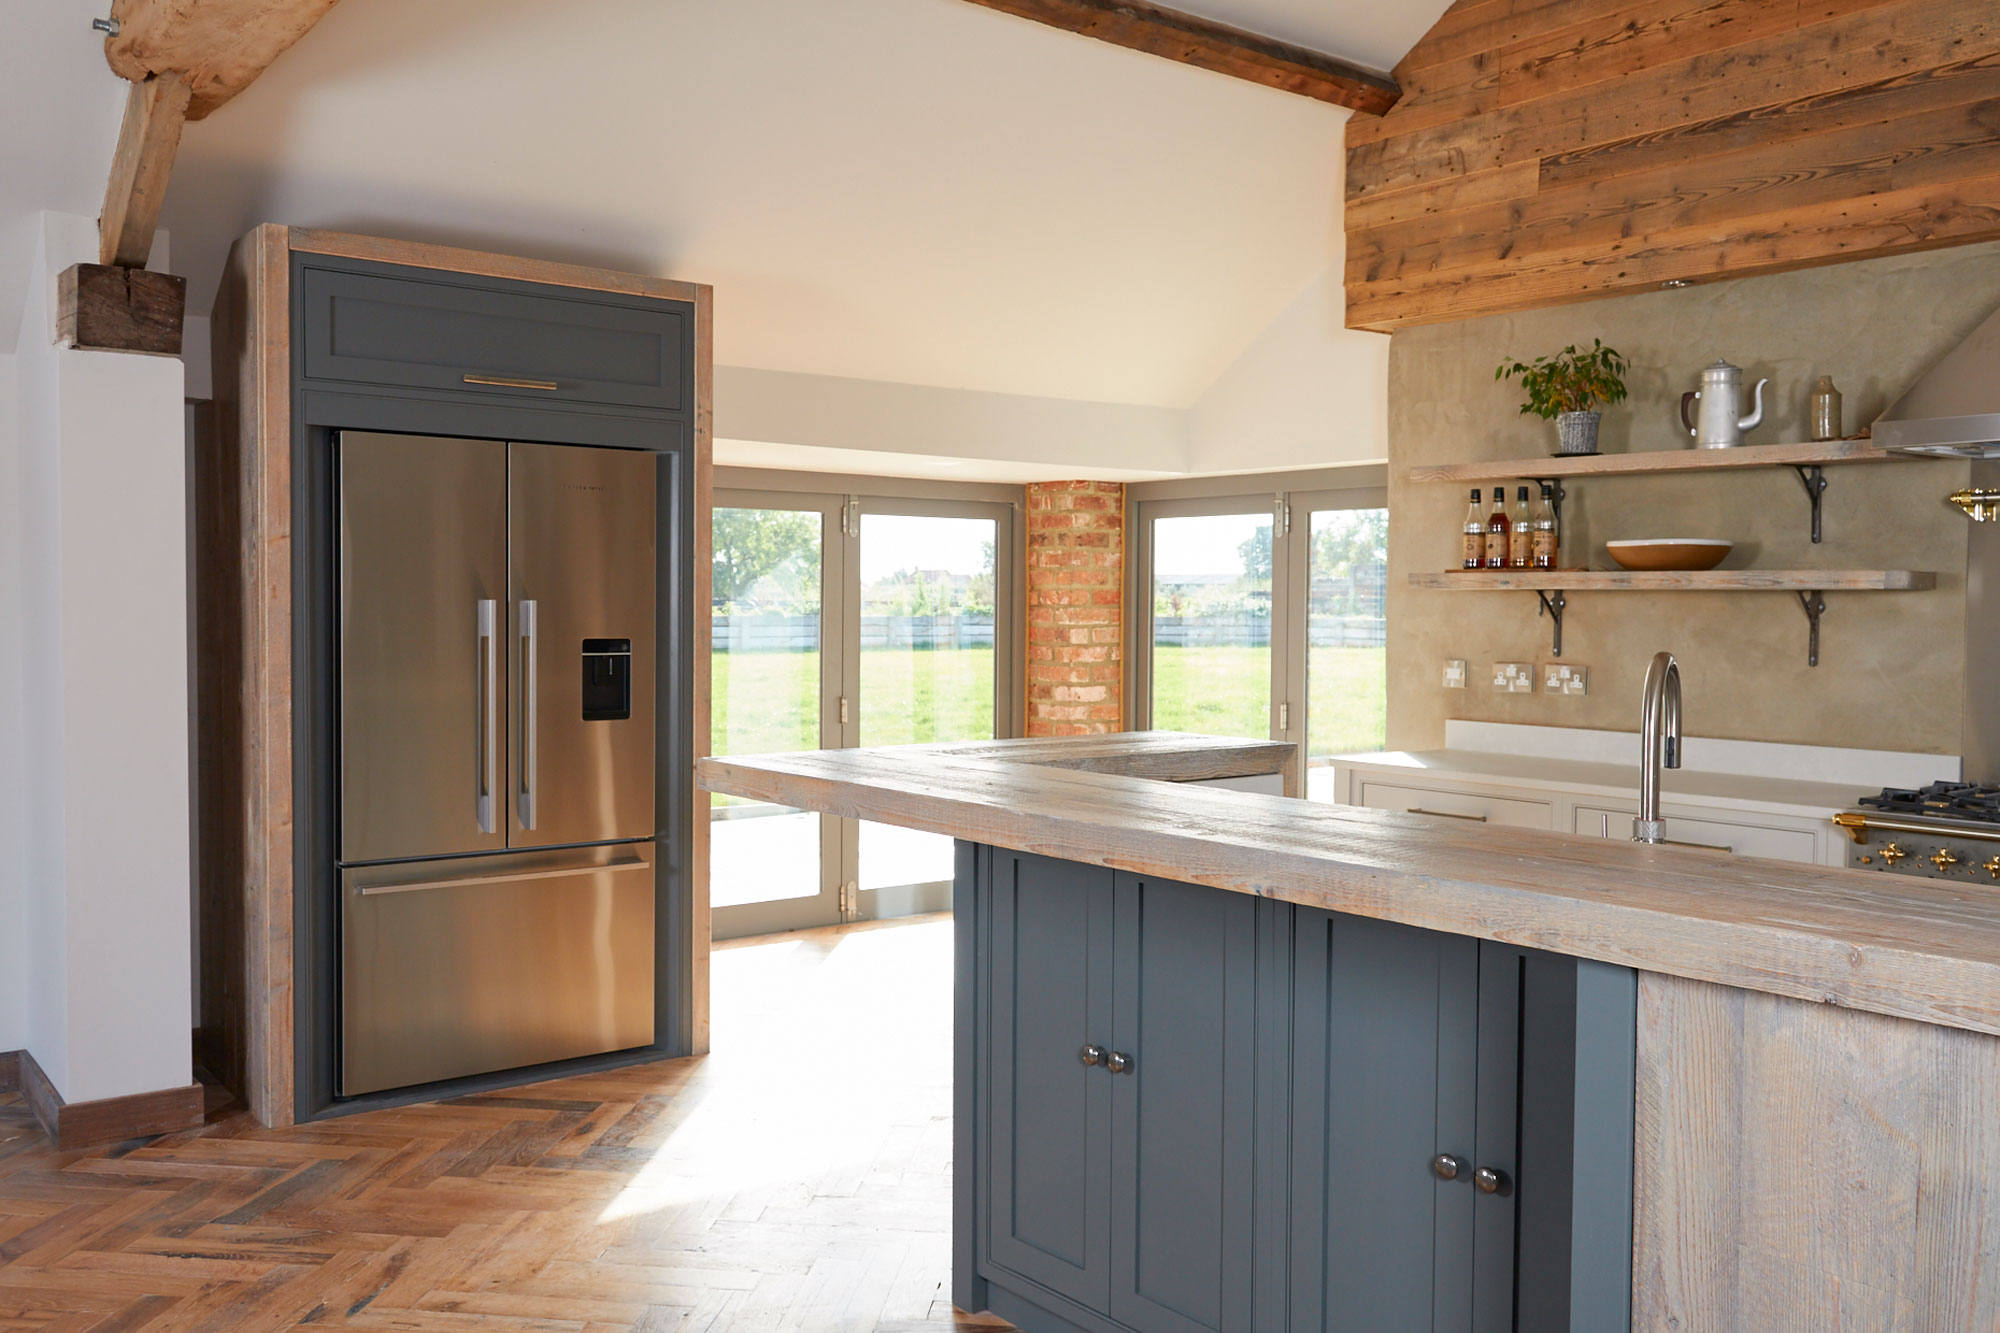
[336, 430, 657, 1096]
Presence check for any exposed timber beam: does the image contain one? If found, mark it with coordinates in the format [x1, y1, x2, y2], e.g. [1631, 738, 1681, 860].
[958, 0, 1399, 115]
[99, 72, 191, 268]
[104, 0, 343, 121]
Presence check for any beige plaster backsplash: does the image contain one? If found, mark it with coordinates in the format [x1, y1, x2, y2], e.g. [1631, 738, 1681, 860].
[1387, 240, 2000, 756]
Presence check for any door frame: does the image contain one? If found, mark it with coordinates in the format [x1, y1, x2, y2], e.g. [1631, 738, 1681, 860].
[852, 493, 1021, 921]
[1126, 465, 1387, 765]
[1126, 489, 1287, 740]
[710, 469, 1024, 939]
[1281, 482, 1389, 790]
[709, 486, 849, 940]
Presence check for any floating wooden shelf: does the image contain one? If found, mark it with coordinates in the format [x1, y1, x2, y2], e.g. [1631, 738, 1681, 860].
[1409, 570, 1936, 592]
[1407, 438, 1941, 544]
[1405, 438, 1904, 484]
[1407, 569, 1937, 666]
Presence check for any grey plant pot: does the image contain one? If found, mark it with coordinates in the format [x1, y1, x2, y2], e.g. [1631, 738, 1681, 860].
[1554, 410, 1602, 456]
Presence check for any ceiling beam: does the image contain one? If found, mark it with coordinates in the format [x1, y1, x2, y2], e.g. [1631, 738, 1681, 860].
[99, 72, 191, 267]
[103, 0, 343, 121]
[958, 0, 1399, 115]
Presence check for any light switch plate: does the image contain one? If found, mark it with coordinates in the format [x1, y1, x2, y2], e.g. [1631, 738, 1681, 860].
[1442, 659, 1466, 689]
[1493, 662, 1535, 693]
[1543, 663, 1589, 696]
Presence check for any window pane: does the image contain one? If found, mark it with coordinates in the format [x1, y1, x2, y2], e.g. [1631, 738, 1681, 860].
[710, 507, 824, 908]
[1150, 512, 1272, 739]
[858, 513, 998, 892]
[1306, 507, 1388, 801]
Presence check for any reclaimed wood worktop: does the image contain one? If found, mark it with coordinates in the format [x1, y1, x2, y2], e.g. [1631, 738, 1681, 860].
[697, 731, 2000, 1038]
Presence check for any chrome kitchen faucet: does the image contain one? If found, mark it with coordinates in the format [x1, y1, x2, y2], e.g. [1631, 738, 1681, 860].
[1635, 651, 1681, 844]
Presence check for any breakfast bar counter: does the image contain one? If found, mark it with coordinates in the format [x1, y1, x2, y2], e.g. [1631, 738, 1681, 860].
[697, 732, 2000, 1331]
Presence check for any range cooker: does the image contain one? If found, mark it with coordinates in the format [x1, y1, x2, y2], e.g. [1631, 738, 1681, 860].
[1836, 782, 2000, 881]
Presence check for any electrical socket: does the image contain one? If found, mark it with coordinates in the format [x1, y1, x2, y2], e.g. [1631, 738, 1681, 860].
[1492, 662, 1535, 693]
[1543, 663, 1589, 696]
[1442, 659, 1466, 689]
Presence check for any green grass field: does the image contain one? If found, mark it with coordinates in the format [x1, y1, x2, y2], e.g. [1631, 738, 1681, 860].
[1149, 644, 1385, 759]
[710, 643, 1385, 806]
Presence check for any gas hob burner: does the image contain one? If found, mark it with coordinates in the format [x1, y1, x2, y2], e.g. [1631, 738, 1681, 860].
[1859, 781, 2000, 824]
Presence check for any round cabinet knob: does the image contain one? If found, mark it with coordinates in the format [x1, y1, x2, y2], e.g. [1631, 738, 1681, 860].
[1474, 1166, 1512, 1196]
[1105, 1051, 1135, 1075]
[1432, 1153, 1466, 1181]
[1880, 843, 1908, 865]
[1930, 848, 1961, 873]
[1080, 1044, 1107, 1068]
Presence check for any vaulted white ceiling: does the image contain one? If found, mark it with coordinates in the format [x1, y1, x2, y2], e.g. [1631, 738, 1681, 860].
[4, 0, 1450, 407]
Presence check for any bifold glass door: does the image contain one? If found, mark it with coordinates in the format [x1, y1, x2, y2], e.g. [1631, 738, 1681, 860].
[709, 495, 844, 937]
[1136, 487, 1386, 801]
[710, 489, 1015, 939]
[856, 509, 1001, 908]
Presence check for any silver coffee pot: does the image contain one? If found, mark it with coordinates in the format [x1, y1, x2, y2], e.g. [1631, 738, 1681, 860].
[1678, 358, 1767, 449]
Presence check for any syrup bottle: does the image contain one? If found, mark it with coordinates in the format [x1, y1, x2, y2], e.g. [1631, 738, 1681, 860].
[1462, 489, 1484, 571]
[1485, 489, 1511, 570]
[1532, 483, 1560, 570]
[1508, 486, 1533, 569]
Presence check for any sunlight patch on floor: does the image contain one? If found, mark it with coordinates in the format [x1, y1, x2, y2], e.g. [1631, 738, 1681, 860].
[599, 916, 955, 1223]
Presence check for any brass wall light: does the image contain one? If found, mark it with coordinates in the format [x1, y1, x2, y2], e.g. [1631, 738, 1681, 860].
[1950, 488, 2000, 522]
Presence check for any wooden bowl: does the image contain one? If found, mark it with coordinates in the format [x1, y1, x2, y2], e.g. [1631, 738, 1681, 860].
[1605, 539, 1734, 572]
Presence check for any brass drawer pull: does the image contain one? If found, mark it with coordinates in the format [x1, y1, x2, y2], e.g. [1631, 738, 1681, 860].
[463, 373, 560, 391]
[1665, 837, 1734, 854]
[1409, 807, 1488, 822]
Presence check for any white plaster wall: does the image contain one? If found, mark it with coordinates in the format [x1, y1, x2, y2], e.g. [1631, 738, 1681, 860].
[11, 212, 192, 1101]
[714, 365, 1189, 481]
[1186, 265, 1391, 476]
[0, 350, 25, 1055]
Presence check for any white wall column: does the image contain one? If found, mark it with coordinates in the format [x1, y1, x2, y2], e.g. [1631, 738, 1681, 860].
[7, 210, 192, 1101]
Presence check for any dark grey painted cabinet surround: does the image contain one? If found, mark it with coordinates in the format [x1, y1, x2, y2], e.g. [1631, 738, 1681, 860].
[289, 254, 699, 1122]
[955, 844, 1637, 1333]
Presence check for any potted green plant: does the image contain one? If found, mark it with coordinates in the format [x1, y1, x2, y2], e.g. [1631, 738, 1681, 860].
[1495, 339, 1630, 456]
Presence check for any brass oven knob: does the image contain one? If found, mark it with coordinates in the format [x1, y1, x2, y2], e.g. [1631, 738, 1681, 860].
[1985, 857, 2000, 881]
[1931, 848, 1961, 873]
[1880, 843, 1908, 865]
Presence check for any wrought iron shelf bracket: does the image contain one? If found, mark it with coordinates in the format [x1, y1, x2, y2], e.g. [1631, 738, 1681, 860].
[1796, 590, 1828, 668]
[1536, 589, 1567, 656]
[1794, 465, 1829, 543]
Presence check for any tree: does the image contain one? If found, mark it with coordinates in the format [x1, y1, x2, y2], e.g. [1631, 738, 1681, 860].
[1238, 524, 1272, 583]
[1312, 509, 1388, 576]
[712, 509, 819, 611]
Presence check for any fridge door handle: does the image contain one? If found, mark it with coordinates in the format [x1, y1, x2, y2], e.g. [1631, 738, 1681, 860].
[518, 599, 538, 830]
[353, 849, 650, 897]
[476, 599, 498, 834]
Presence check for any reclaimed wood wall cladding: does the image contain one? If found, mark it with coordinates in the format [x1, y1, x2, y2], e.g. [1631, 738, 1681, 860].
[1343, 0, 2000, 331]
[1634, 973, 2000, 1327]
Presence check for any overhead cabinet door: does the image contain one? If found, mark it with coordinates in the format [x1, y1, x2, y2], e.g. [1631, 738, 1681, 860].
[303, 265, 690, 412]
[338, 431, 509, 864]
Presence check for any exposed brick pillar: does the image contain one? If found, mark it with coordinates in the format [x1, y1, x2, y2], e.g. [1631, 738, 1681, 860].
[1025, 481, 1125, 736]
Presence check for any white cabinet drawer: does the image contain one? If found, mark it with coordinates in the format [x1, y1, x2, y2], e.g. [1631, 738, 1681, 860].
[1357, 781, 1553, 830]
[1574, 803, 1817, 864]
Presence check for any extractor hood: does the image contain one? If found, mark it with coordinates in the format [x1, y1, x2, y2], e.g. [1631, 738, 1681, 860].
[1874, 301, 2000, 457]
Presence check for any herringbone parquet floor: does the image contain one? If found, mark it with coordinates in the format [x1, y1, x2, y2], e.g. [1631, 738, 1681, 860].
[0, 915, 1014, 1332]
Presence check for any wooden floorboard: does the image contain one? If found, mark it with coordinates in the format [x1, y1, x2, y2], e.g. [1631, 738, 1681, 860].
[0, 915, 1013, 1331]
